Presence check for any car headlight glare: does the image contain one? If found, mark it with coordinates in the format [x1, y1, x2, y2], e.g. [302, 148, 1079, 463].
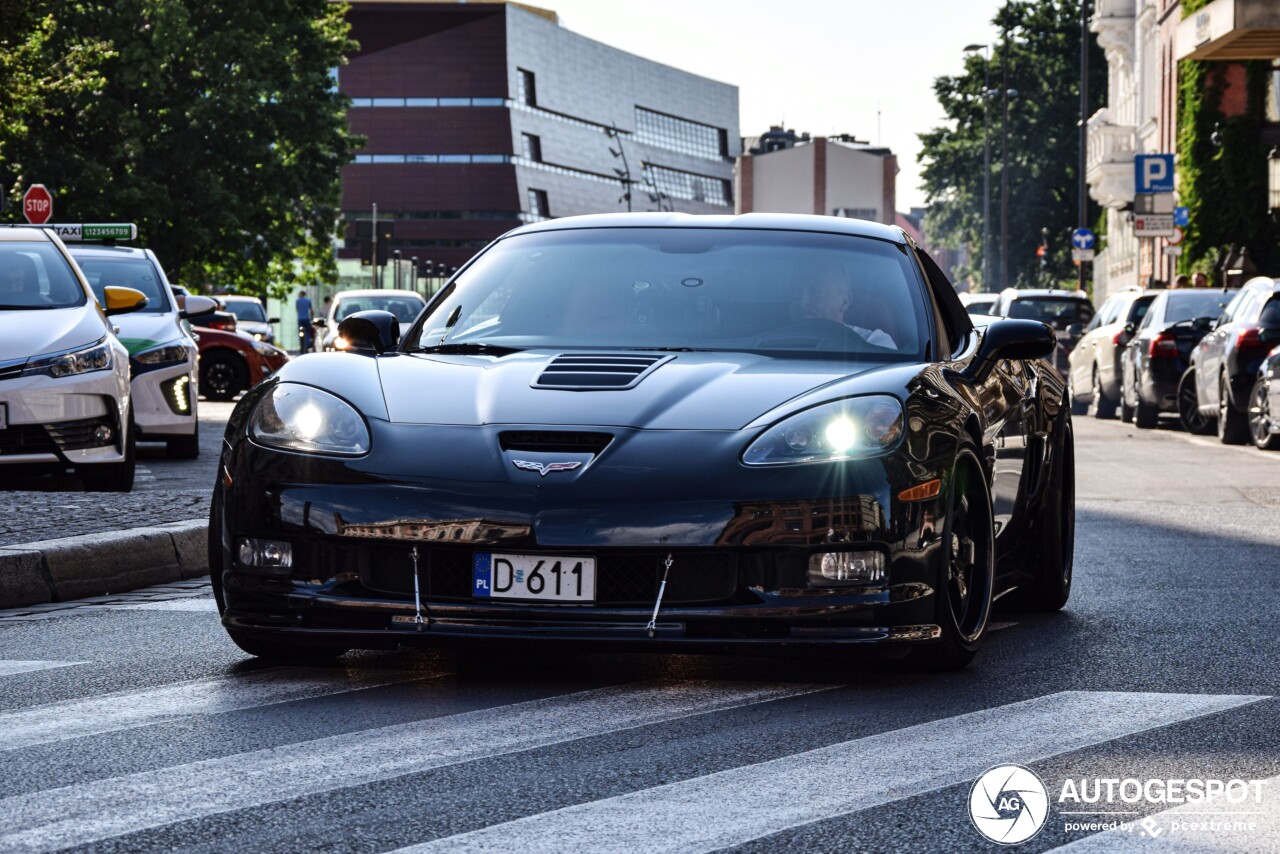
[743, 396, 904, 466]
[250, 383, 370, 456]
[24, 339, 113, 378]
[135, 341, 189, 366]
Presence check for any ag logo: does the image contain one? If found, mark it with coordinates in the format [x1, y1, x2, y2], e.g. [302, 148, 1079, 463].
[968, 764, 1049, 845]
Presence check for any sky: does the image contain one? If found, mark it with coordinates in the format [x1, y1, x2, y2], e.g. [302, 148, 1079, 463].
[528, 0, 1007, 211]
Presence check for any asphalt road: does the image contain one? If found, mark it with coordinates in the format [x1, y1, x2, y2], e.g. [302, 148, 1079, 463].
[1, 413, 1278, 852]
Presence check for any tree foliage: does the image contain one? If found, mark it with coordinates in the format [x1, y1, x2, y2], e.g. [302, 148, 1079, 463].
[1, 1, 358, 297]
[918, 1, 1106, 290]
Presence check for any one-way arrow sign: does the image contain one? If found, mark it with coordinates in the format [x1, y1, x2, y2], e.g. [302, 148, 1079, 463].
[1071, 228, 1096, 251]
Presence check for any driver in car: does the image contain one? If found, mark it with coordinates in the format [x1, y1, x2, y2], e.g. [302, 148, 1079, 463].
[796, 265, 897, 349]
[0, 255, 41, 303]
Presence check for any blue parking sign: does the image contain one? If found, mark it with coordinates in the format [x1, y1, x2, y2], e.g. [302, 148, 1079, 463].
[1135, 155, 1175, 194]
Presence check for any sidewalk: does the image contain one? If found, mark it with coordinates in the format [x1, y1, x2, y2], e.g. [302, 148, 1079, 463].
[0, 490, 208, 609]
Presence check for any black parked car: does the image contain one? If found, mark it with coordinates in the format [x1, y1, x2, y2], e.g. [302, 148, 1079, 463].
[210, 213, 1073, 671]
[1119, 288, 1237, 429]
[1249, 345, 1280, 451]
[1187, 278, 1280, 443]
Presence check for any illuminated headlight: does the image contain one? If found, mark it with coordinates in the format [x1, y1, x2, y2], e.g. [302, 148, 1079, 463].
[135, 340, 190, 366]
[24, 339, 113, 378]
[742, 396, 904, 466]
[808, 551, 886, 586]
[237, 537, 292, 573]
[249, 383, 370, 456]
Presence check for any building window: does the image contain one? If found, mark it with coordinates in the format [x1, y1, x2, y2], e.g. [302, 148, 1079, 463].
[517, 69, 537, 107]
[644, 164, 731, 207]
[635, 107, 726, 160]
[833, 207, 878, 220]
[521, 133, 543, 162]
[528, 188, 550, 220]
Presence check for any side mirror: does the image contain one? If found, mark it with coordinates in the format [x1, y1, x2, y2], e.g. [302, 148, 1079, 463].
[963, 319, 1056, 383]
[268, 317, 280, 324]
[180, 295, 218, 320]
[103, 286, 148, 316]
[312, 317, 327, 329]
[1066, 323, 1084, 337]
[336, 309, 399, 354]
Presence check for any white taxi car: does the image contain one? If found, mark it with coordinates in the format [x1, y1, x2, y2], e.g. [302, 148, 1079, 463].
[0, 225, 147, 490]
[66, 235, 215, 458]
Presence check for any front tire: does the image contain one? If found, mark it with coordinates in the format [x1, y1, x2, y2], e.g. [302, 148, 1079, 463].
[905, 448, 994, 671]
[1088, 366, 1117, 419]
[1249, 377, 1280, 451]
[201, 351, 247, 402]
[1012, 416, 1074, 611]
[1134, 394, 1158, 429]
[1218, 373, 1249, 445]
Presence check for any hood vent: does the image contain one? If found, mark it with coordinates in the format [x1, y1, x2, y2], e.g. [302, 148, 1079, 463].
[533, 353, 672, 391]
[499, 431, 613, 454]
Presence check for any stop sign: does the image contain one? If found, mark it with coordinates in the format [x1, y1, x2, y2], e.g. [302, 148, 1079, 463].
[22, 184, 53, 225]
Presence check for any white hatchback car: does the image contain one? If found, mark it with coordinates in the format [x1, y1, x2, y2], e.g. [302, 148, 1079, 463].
[315, 289, 426, 352]
[0, 226, 148, 490]
[67, 243, 215, 458]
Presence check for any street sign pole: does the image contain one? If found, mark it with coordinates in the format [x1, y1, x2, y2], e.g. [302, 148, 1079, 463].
[371, 203, 378, 290]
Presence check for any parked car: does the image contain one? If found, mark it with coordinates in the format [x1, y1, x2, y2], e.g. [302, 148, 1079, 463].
[959, 292, 998, 316]
[990, 288, 1095, 376]
[1249, 345, 1280, 451]
[1067, 286, 1152, 418]
[1118, 288, 1237, 429]
[0, 225, 146, 490]
[193, 326, 289, 401]
[212, 212, 1073, 670]
[1186, 277, 1280, 443]
[314, 289, 426, 352]
[67, 242, 216, 458]
[218, 295, 279, 343]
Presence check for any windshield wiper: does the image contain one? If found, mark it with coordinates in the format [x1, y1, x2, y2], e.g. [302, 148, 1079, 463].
[0, 304, 57, 310]
[409, 342, 522, 356]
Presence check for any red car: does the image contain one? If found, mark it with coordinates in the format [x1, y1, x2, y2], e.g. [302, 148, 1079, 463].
[192, 326, 289, 401]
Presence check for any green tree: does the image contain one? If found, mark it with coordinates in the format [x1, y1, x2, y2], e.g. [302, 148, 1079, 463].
[919, 1, 1106, 290]
[2, 0, 358, 297]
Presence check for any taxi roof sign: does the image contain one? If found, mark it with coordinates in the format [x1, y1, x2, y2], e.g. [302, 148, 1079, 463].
[46, 223, 138, 242]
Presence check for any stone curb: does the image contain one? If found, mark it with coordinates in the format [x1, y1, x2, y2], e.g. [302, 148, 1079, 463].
[0, 519, 207, 609]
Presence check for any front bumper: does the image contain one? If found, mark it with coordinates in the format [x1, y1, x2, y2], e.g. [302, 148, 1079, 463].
[131, 360, 197, 437]
[0, 369, 129, 468]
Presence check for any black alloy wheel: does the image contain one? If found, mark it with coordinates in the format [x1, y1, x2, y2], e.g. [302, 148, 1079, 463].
[1134, 391, 1159, 429]
[906, 449, 994, 671]
[200, 351, 248, 402]
[1178, 369, 1214, 435]
[1009, 415, 1074, 611]
[1249, 377, 1280, 451]
[1218, 373, 1250, 445]
[1088, 366, 1117, 419]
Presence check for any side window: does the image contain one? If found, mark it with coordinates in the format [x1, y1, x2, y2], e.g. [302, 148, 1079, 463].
[1137, 298, 1158, 330]
[1128, 296, 1154, 325]
[1260, 296, 1280, 326]
[1086, 297, 1114, 331]
[913, 248, 971, 357]
[1221, 291, 1250, 323]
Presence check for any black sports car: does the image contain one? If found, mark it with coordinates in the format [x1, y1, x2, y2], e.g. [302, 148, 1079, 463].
[210, 214, 1073, 670]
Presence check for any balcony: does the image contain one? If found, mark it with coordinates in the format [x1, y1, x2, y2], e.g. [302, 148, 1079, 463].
[1086, 109, 1136, 209]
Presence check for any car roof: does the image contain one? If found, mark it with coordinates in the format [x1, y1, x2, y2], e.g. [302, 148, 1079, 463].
[63, 244, 148, 258]
[219, 294, 260, 302]
[1000, 288, 1091, 299]
[1241, 276, 1279, 292]
[0, 226, 58, 243]
[334, 289, 425, 299]
[504, 212, 909, 244]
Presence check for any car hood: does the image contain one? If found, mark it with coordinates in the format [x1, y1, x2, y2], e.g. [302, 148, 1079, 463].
[112, 312, 183, 356]
[375, 350, 905, 430]
[0, 305, 109, 362]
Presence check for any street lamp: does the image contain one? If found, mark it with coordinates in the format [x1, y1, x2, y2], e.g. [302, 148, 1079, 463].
[963, 44, 992, 292]
[1268, 147, 1280, 215]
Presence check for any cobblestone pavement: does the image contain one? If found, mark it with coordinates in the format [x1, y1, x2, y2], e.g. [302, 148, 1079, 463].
[0, 401, 234, 547]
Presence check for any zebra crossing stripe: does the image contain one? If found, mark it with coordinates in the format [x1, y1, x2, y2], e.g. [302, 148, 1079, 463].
[0, 667, 437, 752]
[1050, 772, 1280, 851]
[0, 661, 87, 678]
[390, 691, 1267, 854]
[0, 680, 830, 853]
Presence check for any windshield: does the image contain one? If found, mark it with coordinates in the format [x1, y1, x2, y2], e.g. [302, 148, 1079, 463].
[0, 242, 87, 310]
[223, 299, 266, 322]
[1006, 297, 1094, 330]
[1165, 291, 1235, 324]
[73, 255, 172, 314]
[336, 294, 425, 322]
[409, 228, 931, 360]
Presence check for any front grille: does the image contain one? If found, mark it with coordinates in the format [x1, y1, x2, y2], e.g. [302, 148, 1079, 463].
[533, 354, 671, 390]
[0, 424, 58, 455]
[499, 431, 612, 454]
[356, 546, 739, 606]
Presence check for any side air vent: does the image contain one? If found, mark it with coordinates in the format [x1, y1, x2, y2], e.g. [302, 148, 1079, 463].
[499, 431, 613, 454]
[533, 353, 672, 390]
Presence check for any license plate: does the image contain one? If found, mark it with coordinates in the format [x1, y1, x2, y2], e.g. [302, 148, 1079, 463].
[473, 553, 596, 602]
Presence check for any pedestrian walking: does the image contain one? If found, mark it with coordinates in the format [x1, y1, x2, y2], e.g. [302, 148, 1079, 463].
[295, 289, 314, 353]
